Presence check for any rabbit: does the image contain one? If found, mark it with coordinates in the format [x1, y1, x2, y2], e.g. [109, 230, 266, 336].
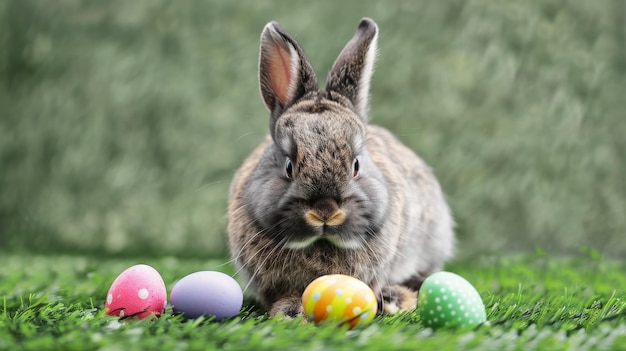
[227, 17, 454, 318]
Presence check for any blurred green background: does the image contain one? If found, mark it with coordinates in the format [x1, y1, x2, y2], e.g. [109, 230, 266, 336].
[1, 0, 624, 259]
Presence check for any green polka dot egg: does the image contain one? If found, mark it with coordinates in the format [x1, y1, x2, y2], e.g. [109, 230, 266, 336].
[417, 271, 486, 329]
[302, 274, 377, 329]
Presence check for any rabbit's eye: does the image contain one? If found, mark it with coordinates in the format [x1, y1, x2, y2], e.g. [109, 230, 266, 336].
[352, 158, 360, 177]
[285, 158, 293, 179]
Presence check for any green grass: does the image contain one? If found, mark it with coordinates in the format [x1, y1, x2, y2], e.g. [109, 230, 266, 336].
[1, 253, 625, 350]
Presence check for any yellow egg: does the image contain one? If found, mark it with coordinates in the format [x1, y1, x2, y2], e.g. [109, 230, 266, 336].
[302, 274, 377, 329]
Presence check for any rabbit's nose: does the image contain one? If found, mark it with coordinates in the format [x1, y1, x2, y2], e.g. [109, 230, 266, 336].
[304, 198, 346, 227]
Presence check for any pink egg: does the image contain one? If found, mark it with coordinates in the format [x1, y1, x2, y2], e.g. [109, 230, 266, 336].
[105, 264, 167, 320]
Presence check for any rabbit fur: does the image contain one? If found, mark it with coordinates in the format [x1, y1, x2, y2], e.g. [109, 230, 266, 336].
[227, 18, 454, 318]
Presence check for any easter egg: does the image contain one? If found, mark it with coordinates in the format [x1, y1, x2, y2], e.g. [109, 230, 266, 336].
[417, 271, 486, 329]
[170, 271, 243, 321]
[302, 274, 377, 329]
[105, 264, 167, 319]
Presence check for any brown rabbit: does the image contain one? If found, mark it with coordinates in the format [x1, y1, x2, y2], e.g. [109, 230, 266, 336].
[227, 18, 454, 317]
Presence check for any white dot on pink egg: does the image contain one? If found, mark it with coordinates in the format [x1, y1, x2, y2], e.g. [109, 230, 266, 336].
[138, 288, 149, 300]
[107, 294, 113, 305]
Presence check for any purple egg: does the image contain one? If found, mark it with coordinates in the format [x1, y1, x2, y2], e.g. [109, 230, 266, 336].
[170, 271, 243, 320]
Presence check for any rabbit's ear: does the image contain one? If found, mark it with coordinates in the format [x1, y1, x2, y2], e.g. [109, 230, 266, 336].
[325, 18, 378, 120]
[259, 22, 319, 115]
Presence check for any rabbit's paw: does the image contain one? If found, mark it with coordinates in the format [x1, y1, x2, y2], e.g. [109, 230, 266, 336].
[379, 285, 418, 314]
[269, 296, 305, 319]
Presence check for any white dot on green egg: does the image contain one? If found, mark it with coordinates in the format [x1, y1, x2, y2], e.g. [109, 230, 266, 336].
[335, 288, 343, 296]
[429, 310, 434, 315]
[434, 318, 439, 323]
[313, 291, 321, 301]
[137, 288, 149, 300]
[436, 305, 442, 311]
[451, 310, 456, 316]
[440, 313, 445, 318]
[435, 297, 441, 303]
[440, 288, 446, 293]
[428, 289, 433, 294]
[443, 295, 448, 301]
[465, 312, 469, 317]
